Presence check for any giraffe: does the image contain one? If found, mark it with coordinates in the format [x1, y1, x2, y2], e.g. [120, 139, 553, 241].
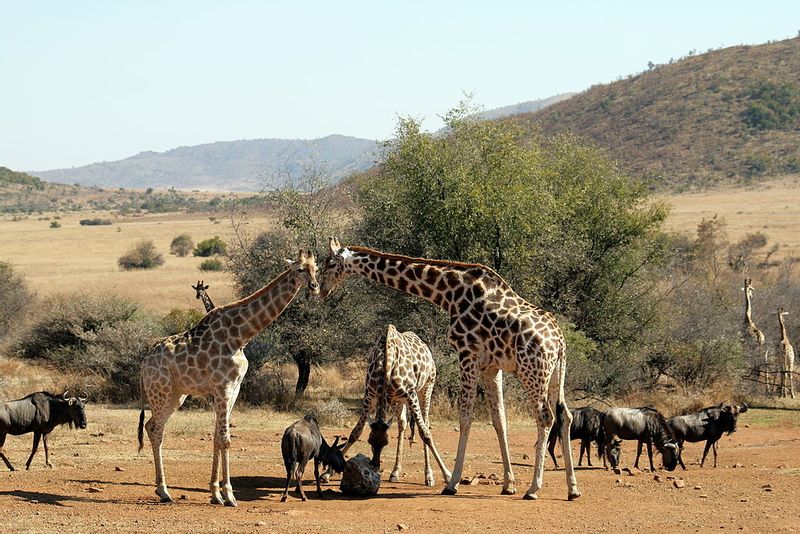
[777, 308, 796, 399]
[138, 249, 319, 505]
[322, 324, 450, 486]
[192, 280, 215, 312]
[741, 278, 769, 394]
[319, 238, 580, 501]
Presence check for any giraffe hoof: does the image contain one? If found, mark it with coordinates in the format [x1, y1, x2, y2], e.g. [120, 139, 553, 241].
[522, 492, 538, 501]
[568, 491, 582, 501]
[159, 495, 174, 504]
[224, 499, 238, 507]
[501, 487, 517, 495]
[441, 486, 458, 496]
[210, 495, 224, 505]
[389, 474, 400, 483]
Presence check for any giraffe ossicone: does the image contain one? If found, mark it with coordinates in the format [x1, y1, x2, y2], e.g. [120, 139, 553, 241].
[319, 237, 580, 501]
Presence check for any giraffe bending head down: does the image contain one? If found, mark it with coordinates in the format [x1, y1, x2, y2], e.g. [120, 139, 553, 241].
[319, 237, 580, 501]
[138, 249, 318, 506]
[322, 324, 450, 486]
[192, 280, 215, 313]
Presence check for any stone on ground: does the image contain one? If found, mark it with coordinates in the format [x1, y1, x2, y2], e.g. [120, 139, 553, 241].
[340, 454, 381, 496]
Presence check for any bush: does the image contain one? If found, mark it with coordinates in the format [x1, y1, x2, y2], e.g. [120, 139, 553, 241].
[161, 308, 204, 335]
[50, 221, 61, 228]
[118, 240, 165, 270]
[194, 236, 227, 257]
[309, 398, 351, 427]
[169, 234, 194, 257]
[79, 218, 112, 226]
[199, 258, 224, 271]
[14, 293, 160, 402]
[0, 262, 32, 343]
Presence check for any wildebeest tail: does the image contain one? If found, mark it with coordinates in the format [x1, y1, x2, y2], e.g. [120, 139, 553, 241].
[137, 374, 146, 452]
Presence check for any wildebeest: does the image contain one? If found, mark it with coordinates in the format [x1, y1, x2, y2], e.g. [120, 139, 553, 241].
[668, 402, 748, 469]
[603, 407, 680, 472]
[547, 406, 606, 468]
[0, 391, 88, 471]
[280, 415, 346, 502]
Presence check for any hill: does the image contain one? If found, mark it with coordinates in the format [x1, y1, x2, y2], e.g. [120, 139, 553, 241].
[33, 135, 381, 192]
[514, 37, 800, 189]
[471, 93, 575, 121]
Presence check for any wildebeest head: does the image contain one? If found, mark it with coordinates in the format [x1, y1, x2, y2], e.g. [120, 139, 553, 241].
[719, 402, 747, 435]
[607, 438, 622, 469]
[321, 436, 347, 474]
[662, 442, 680, 471]
[63, 391, 88, 429]
[367, 415, 393, 469]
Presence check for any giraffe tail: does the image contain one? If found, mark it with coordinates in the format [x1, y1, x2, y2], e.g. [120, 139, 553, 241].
[137, 374, 146, 453]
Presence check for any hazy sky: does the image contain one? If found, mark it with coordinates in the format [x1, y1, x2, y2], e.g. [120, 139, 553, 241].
[2, 1, 798, 171]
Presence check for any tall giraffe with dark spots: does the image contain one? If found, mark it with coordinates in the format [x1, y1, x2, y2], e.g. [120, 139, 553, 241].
[138, 250, 319, 506]
[319, 238, 580, 501]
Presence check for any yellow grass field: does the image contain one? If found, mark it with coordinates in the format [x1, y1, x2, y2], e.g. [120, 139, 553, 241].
[1, 175, 800, 315]
[0, 210, 275, 313]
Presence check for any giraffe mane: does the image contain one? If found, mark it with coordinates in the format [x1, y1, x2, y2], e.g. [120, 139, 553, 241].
[213, 266, 294, 311]
[348, 246, 512, 288]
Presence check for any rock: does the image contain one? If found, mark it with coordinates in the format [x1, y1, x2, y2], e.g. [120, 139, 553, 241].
[740, 498, 748, 503]
[115, 466, 124, 472]
[666, 476, 676, 481]
[693, 485, 702, 490]
[762, 484, 773, 492]
[522, 454, 530, 460]
[73, 452, 80, 457]
[622, 468, 635, 476]
[733, 463, 742, 468]
[340, 454, 381, 496]
[460, 477, 472, 485]
[397, 524, 409, 531]
[180, 494, 187, 500]
[256, 521, 267, 527]
[487, 473, 499, 481]
[613, 468, 622, 475]
[469, 477, 480, 486]
[699, 494, 708, 498]
[653, 474, 662, 483]
[615, 478, 622, 485]
[86, 486, 104, 493]
[673, 479, 686, 489]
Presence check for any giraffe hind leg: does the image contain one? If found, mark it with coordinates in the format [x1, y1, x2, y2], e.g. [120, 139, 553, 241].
[389, 404, 408, 483]
[483, 368, 516, 494]
[145, 390, 185, 503]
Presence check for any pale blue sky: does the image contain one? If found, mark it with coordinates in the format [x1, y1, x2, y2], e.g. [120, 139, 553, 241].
[2, 1, 798, 171]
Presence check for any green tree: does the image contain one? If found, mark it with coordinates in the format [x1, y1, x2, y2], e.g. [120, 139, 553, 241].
[193, 236, 227, 257]
[170, 234, 194, 256]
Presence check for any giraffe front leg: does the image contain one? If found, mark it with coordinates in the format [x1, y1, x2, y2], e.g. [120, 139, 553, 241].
[389, 404, 407, 483]
[146, 391, 184, 503]
[213, 389, 238, 507]
[420, 381, 437, 486]
[483, 368, 516, 495]
[442, 361, 477, 495]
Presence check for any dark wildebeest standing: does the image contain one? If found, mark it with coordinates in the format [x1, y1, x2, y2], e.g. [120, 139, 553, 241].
[668, 402, 748, 469]
[0, 391, 88, 471]
[603, 407, 680, 472]
[547, 406, 606, 468]
[280, 415, 346, 502]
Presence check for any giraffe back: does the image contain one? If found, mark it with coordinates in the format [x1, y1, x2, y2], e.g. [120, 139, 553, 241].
[367, 326, 435, 406]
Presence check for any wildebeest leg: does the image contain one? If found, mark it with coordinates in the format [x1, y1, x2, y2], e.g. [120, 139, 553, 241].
[700, 440, 713, 467]
[712, 441, 718, 468]
[646, 440, 655, 472]
[634, 440, 643, 469]
[314, 459, 323, 498]
[0, 432, 15, 471]
[482, 368, 516, 495]
[389, 403, 408, 483]
[43, 433, 52, 468]
[281, 463, 293, 502]
[322, 390, 376, 483]
[677, 443, 686, 470]
[583, 439, 593, 467]
[25, 432, 41, 470]
[547, 431, 561, 469]
[295, 464, 308, 501]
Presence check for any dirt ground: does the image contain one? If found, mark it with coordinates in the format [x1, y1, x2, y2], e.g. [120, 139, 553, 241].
[1, 407, 799, 533]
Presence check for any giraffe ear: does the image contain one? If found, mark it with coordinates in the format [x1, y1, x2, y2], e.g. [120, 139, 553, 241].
[328, 236, 340, 255]
[204, 284, 209, 290]
[285, 258, 296, 265]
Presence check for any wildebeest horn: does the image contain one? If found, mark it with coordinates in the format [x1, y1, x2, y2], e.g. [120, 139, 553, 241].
[739, 402, 748, 413]
[79, 391, 89, 402]
[63, 390, 70, 400]
[332, 436, 340, 448]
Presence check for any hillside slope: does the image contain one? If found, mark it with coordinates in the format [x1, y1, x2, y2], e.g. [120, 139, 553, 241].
[515, 37, 800, 188]
[34, 135, 381, 191]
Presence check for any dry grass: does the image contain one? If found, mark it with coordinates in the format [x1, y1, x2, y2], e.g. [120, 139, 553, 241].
[0, 210, 276, 313]
[661, 174, 800, 257]
[0, 355, 83, 400]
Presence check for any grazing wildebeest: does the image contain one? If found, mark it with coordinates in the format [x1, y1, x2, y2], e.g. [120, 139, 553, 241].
[0, 391, 87, 471]
[280, 415, 346, 502]
[667, 402, 748, 469]
[603, 407, 680, 472]
[547, 406, 606, 468]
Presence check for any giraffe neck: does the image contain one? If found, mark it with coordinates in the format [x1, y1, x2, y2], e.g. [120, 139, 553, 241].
[779, 314, 789, 344]
[216, 267, 302, 344]
[199, 292, 215, 313]
[343, 247, 509, 314]
[744, 290, 753, 323]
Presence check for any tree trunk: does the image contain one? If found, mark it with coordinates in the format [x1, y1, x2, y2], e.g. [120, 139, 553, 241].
[295, 352, 311, 398]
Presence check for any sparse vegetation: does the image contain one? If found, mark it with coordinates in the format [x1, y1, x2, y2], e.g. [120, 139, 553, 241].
[0, 262, 32, 343]
[49, 220, 61, 228]
[118, 240, 165, 270]
[170, 234, 194, 256]
[193, 236, 227, 257]
[199, 258, 223, 271]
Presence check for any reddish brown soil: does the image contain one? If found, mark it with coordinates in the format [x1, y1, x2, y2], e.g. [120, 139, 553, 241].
[1, 408, 799, 533]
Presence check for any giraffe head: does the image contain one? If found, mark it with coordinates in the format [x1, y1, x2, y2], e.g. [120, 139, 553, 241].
[742, 278, 755, 298]
[779, 307, 789, 318]
[287, 249, 319, 296]
[366, 414, 394, 469]
[192, 280, 209, 300]
[319, 236, 352, 299]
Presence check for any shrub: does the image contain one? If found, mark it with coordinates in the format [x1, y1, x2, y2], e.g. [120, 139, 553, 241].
[0, 262, 32, 343]
[194, 236, 227, 257]
[741, 80, 800, 130]
[199, 258, 224, 271]
[50, 221, 61, 228]
[239, 362, 294, 408]
[169, 234, 194, 257]
[13, 293, 160, 402]
[118, 240, 165, 270]
[79, 218, 112, 226]
[309, 398, 351, 427]
[161, 308, 204, 335]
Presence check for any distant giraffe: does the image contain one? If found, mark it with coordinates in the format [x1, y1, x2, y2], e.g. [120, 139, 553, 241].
[192, 280, 215, 312]
[138, 250, 319, 505]
[741, 278, 769, 394]
[777, 308, 796, 399]
[319, 238, 579, 501]
[323, 325, 450, 486]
